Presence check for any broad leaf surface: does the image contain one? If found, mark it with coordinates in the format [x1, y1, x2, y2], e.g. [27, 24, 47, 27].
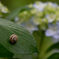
[0, 18, 36, 57]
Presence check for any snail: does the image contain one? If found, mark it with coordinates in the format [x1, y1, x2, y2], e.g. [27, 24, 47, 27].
[9, 34, 18, 44]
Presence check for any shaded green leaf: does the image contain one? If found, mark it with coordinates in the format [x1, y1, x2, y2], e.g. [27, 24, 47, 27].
[1, 0, 36, 11]
[48, 53, 59, 59]
[0, 44, 13, 57]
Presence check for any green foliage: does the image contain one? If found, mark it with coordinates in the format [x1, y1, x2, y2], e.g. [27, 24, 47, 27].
[0, 18, 37, 58]
[0, 44, 13, 57]
[7, 6, 32, 20]
[33, 28, 59, 59]
[1, 0, 35, 11]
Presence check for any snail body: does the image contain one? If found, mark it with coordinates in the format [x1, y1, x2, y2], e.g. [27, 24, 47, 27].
[10, 34, 18, 44]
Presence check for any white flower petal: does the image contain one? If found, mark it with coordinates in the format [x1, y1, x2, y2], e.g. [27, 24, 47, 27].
[45, 29, 56, 36]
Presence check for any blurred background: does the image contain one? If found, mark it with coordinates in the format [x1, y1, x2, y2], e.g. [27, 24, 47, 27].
[0, 0, 59, 59]
[0, 1, 59, 37]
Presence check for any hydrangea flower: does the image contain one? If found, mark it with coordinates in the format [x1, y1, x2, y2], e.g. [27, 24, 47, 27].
[33, 2, 47, 12]
[45, 14, 56, 23]
[0, 2, 8, 13]
[45, 22, 59, 40]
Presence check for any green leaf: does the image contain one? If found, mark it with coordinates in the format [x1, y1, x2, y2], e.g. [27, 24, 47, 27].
[0, 18, 36, 57]
[45, 43, 59, 59]
[46, 43, 59, 53]
[13, 54, 33, 59]
[1, 0, 36, 11]
[48, 53, 59, 59]
[13, 52, 38, 59]
[33, 30, 59, 59]
[13, 54, 32, 59]
[45, 49, 59, 59]
[0, 43, 13, 57]
[38, 37, 57, 59]
[6, 6, 32, 20]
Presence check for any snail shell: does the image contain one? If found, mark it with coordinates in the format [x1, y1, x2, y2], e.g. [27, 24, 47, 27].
[10, 34, 18, 44]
